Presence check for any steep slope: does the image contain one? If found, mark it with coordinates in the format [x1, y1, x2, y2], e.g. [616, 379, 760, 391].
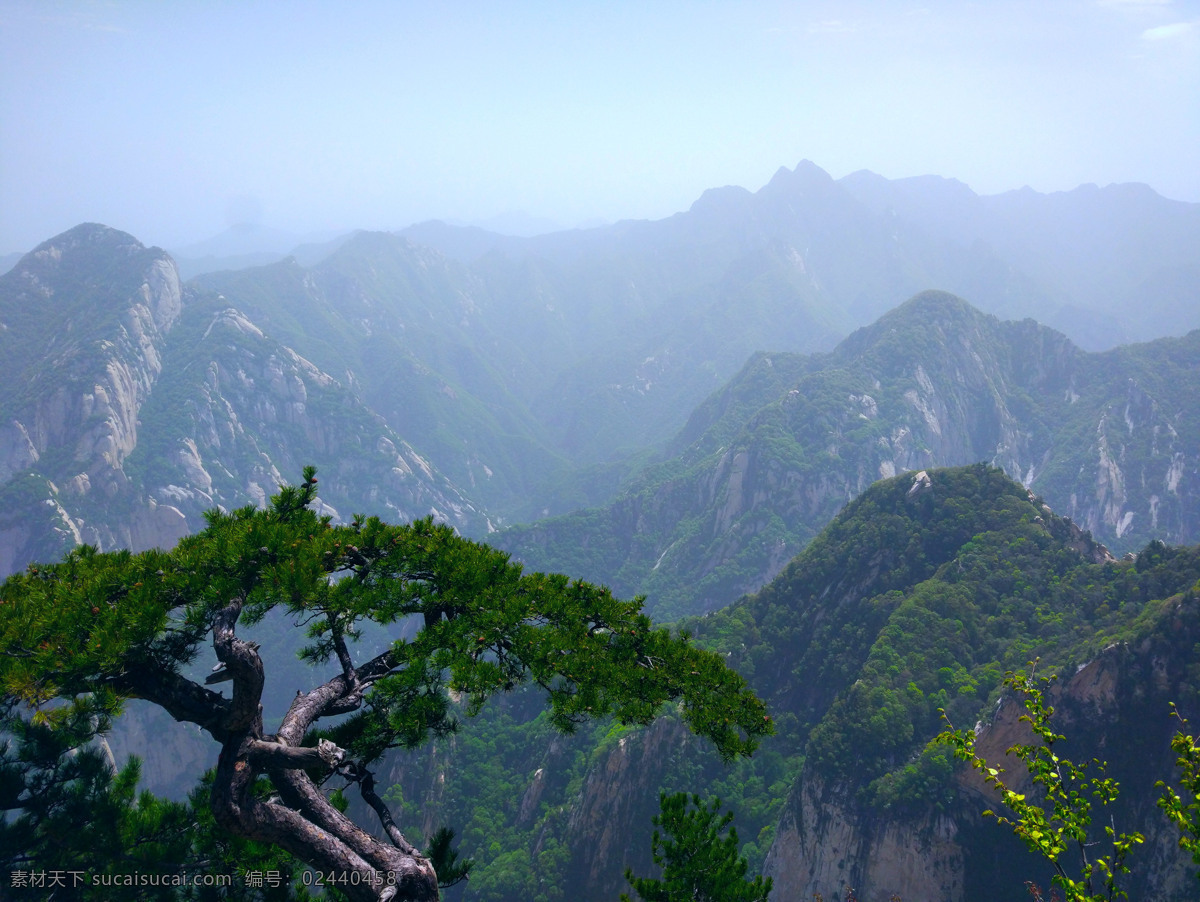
[0, 225, 486, 578]
[124, 294, 488, 535]
[0, 224, 185, 573]
[192, 233, 589, 522]
[494, 292, 1200, 620]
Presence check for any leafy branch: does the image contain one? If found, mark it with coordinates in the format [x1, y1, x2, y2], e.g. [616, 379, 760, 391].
[1157, 704, 1200, 873]
[936, 662, 1142, 902]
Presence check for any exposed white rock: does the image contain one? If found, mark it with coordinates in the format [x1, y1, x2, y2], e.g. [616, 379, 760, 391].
[714, 450, 751, 535]
[850, 392, 878, 418]
[65, 473, 91, 496]
[203, 308, 265, 341]
[175, 439, 214, 499]
[1093, 418, 1128, 535]
[0, 420, 39, 483]
[765, 775, 964, 902]
[1166, 453, 1184, 494]
[144, 257, 182, 331]
[1116, 510, 1135, 538]
[128, 500, 189, 553]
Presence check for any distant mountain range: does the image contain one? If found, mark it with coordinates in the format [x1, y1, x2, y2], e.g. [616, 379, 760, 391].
[1, 161, 1197, 587]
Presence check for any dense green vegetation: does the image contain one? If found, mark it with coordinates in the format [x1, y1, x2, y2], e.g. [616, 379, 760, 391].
[692, 465, 1200, 802]
[621, 793, 772, 902]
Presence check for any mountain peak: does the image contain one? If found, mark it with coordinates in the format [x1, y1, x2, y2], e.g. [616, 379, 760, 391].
[688, 184, 754, 217]
[28, 222, 148, 259]
[841, 290, 989, 349]
[891, 288, 984, 320]
[764, 160, 835, 194]
[1, 223, 181, 341]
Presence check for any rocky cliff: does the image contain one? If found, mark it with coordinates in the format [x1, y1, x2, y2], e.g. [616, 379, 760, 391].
[765, 610, 1200, 902]
[0, 225, 185, 570]
[766, 774, 964, 902]
[0, 225, 485, 578]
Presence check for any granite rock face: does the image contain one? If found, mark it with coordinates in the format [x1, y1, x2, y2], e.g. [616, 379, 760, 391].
[763, 619, 1200, 902]
[0, 224, 484, 577]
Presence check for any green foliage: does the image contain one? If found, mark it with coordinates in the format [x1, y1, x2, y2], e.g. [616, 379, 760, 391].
[0, 696, 186, 897]
[937, 664, 1144, 901]
[423, 827, 473, 888]
[621, 792, 772, 902]
[1157, 706, 1200, 873]
[0, 468, 771, 895]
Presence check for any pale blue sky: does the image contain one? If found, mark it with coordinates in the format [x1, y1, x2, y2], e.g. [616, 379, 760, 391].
[2, 0, 1198, 253]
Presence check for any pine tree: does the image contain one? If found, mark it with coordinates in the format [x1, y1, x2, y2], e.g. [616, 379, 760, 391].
[0, 468, 772, 901]
[622, 792, 773, 902]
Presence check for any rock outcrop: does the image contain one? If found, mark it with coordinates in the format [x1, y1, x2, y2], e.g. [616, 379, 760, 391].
[765, 774, 964, 902]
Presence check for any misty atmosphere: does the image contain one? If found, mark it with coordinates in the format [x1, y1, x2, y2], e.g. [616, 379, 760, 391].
[2, 2, 1200, 901]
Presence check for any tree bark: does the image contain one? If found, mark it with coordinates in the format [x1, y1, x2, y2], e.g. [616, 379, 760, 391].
[199, 600, 438, 900]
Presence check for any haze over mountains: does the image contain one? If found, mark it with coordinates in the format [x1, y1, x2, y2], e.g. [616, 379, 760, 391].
[496, 291, 1200, 619]
[2, 162, 1198, 598]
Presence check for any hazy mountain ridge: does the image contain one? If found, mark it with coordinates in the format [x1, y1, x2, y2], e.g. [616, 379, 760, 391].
[494, 292, 1200, 620]
[6, 162, 1196, 576]
[387, 160, 1199, 475]
[0, 225, 489, 578]
[406, 161, 1200, 351]
[838, 171, 1200, 346]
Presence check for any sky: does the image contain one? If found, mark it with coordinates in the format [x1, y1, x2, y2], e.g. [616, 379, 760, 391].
[1, 0, 1198, 254]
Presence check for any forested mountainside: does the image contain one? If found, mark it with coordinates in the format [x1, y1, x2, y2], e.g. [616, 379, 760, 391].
[0, 225, 486, 578]
[496, 292, 1200, 620]
[380, 466, 1200, 902]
